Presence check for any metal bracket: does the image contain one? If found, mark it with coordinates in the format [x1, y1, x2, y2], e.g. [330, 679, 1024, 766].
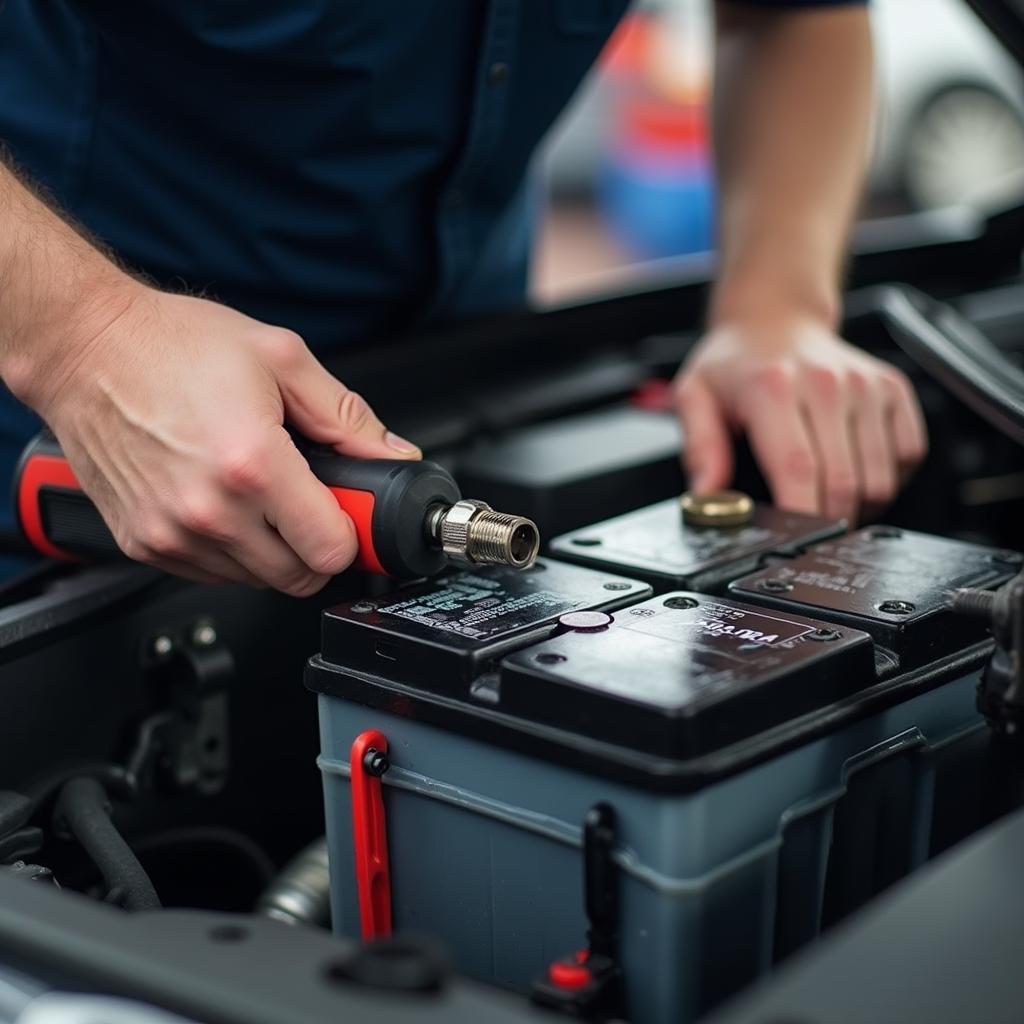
[127, 620, 234, 797]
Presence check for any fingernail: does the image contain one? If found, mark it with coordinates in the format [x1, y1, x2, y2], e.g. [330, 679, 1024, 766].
[385, 431, 419, 454]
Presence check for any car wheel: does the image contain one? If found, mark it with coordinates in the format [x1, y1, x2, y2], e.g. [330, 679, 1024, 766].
[902, 84, 1024, 210]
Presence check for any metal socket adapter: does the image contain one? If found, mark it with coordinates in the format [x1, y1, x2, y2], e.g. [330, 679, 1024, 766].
[427, 499, 540, 569]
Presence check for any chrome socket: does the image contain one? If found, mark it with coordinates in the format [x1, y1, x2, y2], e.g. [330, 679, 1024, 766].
[427, 499, 540, 569]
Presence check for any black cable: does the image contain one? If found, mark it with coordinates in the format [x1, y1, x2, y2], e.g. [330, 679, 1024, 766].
[0, 827, 43, 863]
[53, 777, 160, 911]
[0, 791, 32, 840]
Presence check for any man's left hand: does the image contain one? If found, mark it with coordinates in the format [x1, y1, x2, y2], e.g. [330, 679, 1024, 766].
[673, 312, 928, 524]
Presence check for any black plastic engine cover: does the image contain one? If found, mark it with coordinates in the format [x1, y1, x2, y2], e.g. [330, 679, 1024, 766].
[499, 592, 875, 759]
[319, 558, 651, 693]
[729, 527, 1021, 668]
[550, 498, 844, 593]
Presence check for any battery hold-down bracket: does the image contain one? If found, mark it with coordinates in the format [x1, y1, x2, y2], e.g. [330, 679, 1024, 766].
[125, 620, 234, 797]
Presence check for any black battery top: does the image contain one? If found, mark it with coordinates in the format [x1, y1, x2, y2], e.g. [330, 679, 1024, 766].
[499, 591, 875, 759]
[730, 527, 1021, 667]
[549, 499, 844, 593]
[319, 558, 652, 693]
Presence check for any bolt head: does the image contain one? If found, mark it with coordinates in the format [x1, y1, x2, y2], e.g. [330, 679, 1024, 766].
[152, 635, 174, 657]
[879, 600, 916, 615]
[351, 601, 377, 614]
[192, 623, 217, 647]
[664, 596, 699, 610]
[536, 653, 567, 665]
[362, 748, 389, 777]
[807, 628, 842, 642]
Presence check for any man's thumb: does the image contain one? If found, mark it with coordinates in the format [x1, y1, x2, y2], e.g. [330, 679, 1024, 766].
[275, 334, 420, 460]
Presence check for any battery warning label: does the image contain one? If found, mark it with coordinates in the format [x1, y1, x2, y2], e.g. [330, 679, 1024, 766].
[376, 574, 590, 640]
[622, 601, 816, 647]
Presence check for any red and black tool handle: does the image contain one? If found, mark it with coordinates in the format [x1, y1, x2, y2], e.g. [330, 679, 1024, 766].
[15, 430, 460, 579]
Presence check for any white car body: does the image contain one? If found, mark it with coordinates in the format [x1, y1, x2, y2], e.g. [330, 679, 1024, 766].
[542, 0, 1024, 210]
[871, 0, 1024, 201]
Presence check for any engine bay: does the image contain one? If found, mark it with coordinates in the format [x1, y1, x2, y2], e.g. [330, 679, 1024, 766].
[2, 227, 1024, 1024]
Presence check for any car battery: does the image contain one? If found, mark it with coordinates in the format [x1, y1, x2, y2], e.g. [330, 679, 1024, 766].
[455, 406, 683, 538]
[550, 497, 844, 594]
[316, 557, 651, 694]
[310, 567, 993, 1024]
[729, 526, 1022, 671]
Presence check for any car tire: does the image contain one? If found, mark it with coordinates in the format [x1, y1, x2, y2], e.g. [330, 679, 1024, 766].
[901, 83, 1024, 211]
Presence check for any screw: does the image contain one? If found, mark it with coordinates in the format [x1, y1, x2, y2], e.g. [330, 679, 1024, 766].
[536, 653, 567, 665]
[870, 526, 903, 540]
[807, 628, 842, 642]
[879, 600, 916, 615]
[351, 601, 377, 614]
[603, 582, 631, 591]
[191, 623, 217, 647]
[759, 579, 793, 594]
[664, 596, 699, 610]
[362, 748, 389, 777]
[152, 635, 174, 658]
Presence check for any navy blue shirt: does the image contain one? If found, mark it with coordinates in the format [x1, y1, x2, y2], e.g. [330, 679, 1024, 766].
[0, 0, 863, 516]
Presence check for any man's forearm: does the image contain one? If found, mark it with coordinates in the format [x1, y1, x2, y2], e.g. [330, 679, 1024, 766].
[709, 2, 874, 329]
[0, 158, 135, 408]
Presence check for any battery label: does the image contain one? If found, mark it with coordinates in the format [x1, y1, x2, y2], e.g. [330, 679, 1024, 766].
[621, 601, 815, 648]
[550, 498, 843, 583]
[376, 574, 606, 640]
[731, 528, 1015, 624]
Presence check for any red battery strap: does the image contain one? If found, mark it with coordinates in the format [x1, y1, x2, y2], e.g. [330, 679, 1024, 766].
[349, 729, 392, 941]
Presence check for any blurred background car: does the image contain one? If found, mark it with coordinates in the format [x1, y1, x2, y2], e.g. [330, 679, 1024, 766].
[534, 0, 1024, 300]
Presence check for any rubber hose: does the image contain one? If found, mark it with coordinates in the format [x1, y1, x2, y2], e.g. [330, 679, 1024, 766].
[54, 777, 160, 912]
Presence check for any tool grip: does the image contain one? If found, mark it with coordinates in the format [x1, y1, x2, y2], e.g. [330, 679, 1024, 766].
[15, 431, 458, 578]
[15, 432, 110, 561]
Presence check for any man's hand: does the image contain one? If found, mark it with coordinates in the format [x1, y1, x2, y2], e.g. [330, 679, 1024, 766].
[18, 284, 420, 594]
[674, 313, 928, 523]
[683, 4, 926, 523]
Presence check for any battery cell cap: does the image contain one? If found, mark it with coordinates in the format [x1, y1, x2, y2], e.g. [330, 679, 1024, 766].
[558, 611, 614, 632]
[681, 490, 754, 528]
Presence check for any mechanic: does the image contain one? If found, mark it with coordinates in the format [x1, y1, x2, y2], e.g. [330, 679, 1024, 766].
[0, 1, 927, 596]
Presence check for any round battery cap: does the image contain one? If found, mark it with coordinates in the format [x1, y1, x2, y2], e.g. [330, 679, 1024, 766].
[558, 610, 614, 632]
[680, 489, 754, 528]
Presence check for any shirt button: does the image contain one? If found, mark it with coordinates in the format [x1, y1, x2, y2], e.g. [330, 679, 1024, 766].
[488, 61, 510, 84]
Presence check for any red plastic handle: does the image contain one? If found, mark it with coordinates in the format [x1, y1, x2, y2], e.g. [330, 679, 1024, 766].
[350, 729, 392, 941]
[17, 453, 81, 561]
[328, 487, 386, 575]
[17, 448, 389, 576]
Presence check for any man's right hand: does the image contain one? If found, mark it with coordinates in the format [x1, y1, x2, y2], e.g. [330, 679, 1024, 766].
[14, 283, 421, 594]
